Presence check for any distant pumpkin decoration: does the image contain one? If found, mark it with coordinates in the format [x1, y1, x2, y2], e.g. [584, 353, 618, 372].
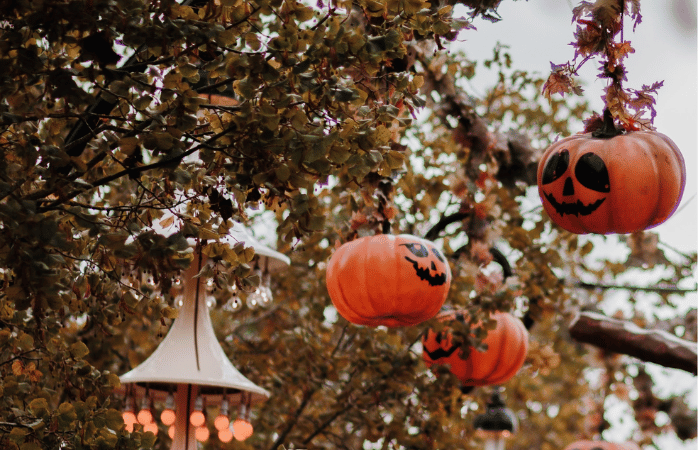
[562, 440, 641, 450]
[537, 130, 686, 234]
[325, 234, 451, 327]
[422, 311, 528, 387]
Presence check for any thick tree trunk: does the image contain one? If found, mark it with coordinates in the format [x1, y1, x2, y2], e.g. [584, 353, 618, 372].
[569, 311, 698, 375]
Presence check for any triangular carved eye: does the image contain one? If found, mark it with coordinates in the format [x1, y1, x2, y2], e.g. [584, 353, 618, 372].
[542, 149, 570, 184]
[401, 243, 428, 257]
[575, 153, 610, 193]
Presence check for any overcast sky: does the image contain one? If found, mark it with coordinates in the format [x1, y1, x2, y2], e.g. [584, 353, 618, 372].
[453, 0, 697, 256]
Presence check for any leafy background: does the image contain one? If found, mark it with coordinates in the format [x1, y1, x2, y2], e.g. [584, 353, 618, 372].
[0, 0, 695, 450]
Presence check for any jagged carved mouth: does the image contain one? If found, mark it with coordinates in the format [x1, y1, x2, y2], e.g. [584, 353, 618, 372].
[544, 192, 606, 216]
[404, 256, 448, 287]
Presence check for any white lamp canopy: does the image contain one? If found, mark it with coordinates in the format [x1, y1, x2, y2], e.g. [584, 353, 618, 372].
[119, 217, 289, 447]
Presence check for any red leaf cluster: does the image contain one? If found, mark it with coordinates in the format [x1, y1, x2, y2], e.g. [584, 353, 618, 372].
[545, 0, 660, 129]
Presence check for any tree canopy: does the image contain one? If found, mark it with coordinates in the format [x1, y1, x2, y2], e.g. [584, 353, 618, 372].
[0, 0, 695, 449]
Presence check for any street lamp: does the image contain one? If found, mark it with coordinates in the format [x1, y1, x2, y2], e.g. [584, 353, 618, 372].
[473, 389, 517, 450]
[118, 219, 290, 448]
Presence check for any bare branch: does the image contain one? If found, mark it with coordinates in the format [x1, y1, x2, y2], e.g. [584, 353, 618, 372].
[574, 281, 697, 295]
[569, 311, 698, 375]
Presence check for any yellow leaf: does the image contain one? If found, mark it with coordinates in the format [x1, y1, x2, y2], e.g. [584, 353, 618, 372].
[412, 74, 424, 90]
[12, 360, 23, 376]
[375, 125, 391, 144]
[158, 215, 175, 229]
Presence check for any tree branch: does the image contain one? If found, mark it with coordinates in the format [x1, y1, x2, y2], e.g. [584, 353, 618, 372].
[569, 311, 698, 375]
[424, 212, 470, 241]
[574, 281, 697, 295]
[417, 51, 540, 187]
[269, 386, 318, 450]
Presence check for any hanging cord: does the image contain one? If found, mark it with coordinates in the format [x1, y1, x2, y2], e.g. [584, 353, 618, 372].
[193, 245, 204, 371]
[377, 178, 394, 234]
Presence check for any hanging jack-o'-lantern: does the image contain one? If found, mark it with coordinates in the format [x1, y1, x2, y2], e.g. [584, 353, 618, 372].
[325, 234, 451, 327]
[537, 130, 685, 234]
[562, 440, 641, 450]
[422, 311, 528, 387]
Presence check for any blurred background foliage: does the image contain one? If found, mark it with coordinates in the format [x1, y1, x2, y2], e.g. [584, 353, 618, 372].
[0, 0, 695, 449]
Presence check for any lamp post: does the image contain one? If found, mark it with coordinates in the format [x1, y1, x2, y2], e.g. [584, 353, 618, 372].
[473, 389, 517, 450]
[119, 219, 289, 449]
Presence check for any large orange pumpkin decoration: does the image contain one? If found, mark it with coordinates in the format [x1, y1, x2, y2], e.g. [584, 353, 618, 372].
[325, 234, 451, 327]
[562, 441, 640, 450]
[422, 311, 528, 386]
[537, 130, 686, 234]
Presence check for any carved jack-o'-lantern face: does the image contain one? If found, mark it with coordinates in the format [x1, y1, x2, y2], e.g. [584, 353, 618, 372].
[540, 148, 610, 217]
[400, 242, 448, 287]
[422, 311, 528, 387]
[325, 234, 451, 327]
[537, 132, 686, 234]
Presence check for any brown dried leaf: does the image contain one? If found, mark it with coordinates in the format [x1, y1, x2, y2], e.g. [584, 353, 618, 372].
[573, 0, 623, 33]
[572, 1, 595, 22]
[627, 0, 642, 30]
[542, 65, 583, 100]
[350, 210, 369, 230]
[607, 41, 635, 70]
[582, 111, 604, 133]
[469, 240, 493, 266]
[572, 20, 604, 57]
[12, 360, 23, 376]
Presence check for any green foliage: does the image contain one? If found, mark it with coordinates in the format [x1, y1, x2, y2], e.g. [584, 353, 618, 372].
[0, 1, 695, 450]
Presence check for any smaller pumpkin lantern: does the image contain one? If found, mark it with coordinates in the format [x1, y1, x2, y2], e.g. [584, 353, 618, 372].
[422, 311, 528, 387]
[325, 234, 452, 327]
[537, 126, 686, 234]
[562, 440, 641, 450]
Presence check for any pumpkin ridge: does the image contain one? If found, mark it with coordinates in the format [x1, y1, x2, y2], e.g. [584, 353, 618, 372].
[509, 319, 529, 374]
[484, 314, 511, 382]
[333, 241, 381, 326]
[326, 235, 450, 327]
[644, 132, 683, 229]
[332, 249, 366, 324]
[460, 340, 476, 384]
[363, 238, 385, 322]
[656, 132, 687, 222]
[487, 317, 528, 384]
[537, 130, 686, 234]
[641, 136, 663, 231]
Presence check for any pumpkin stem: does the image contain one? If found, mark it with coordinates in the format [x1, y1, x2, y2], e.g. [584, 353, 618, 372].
[377, 178, 394, 234]
[591, 108, 625, 139]
[381, 218, 391, 234]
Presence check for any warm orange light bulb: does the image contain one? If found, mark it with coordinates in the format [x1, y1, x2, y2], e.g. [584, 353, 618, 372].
[189, 410, 206, 428]
[160, 409, 176, 426]
[168, 425, 175, 439]
[214, 414, 230, 431]
[232, 419, 253, 441]
[123, 411, 137, 432]
[137, 408, 153, 425]
[195, 426, 210, 442]
[123, 411, 137, 424]
[218, 427, 234, 443]
[143, 422, 159, 435]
